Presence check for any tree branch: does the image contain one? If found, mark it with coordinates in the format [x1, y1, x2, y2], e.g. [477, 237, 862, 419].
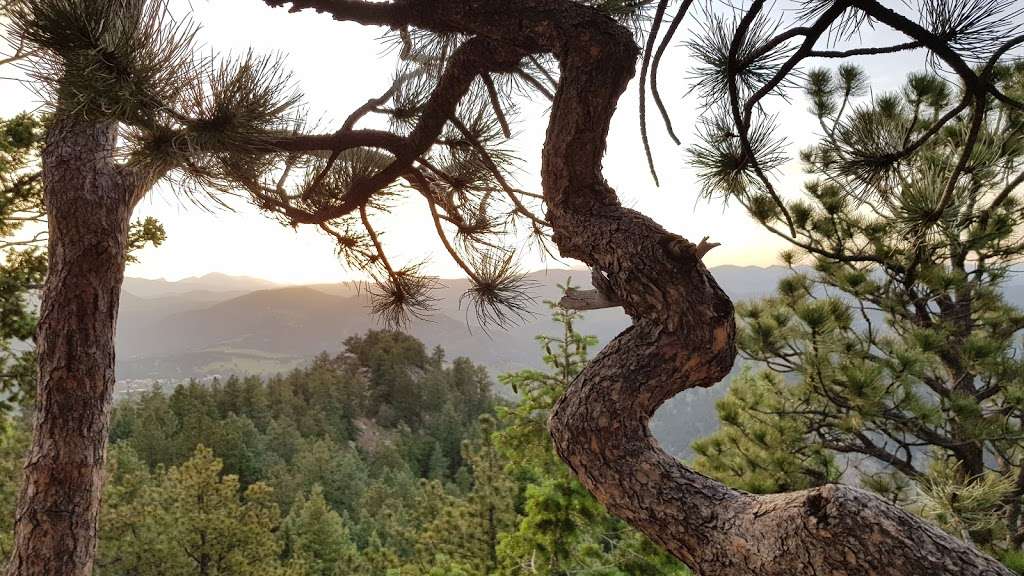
[263, 0, 410, 27]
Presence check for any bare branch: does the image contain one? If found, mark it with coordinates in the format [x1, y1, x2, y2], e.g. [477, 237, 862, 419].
[559, 287, 621, 310]
[650, 0, 694, 146]
[638, 0, 671, 185]
[694, 235, 721, 259]
[808, 40, 923, 58]
[481, 72, 512, 138]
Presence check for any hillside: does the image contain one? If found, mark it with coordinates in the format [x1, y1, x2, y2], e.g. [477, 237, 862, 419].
[116, 266, 793, 380]
[114, 266, 801, 458]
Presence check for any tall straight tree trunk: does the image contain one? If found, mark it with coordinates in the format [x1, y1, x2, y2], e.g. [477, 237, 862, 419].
[6, 117, 132, 576]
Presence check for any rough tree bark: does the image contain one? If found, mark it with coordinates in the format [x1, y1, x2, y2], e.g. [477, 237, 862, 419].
[539, 7, 1013, 576]
[6, 117, 136, 576]
[8, 0, 1011, 573]
[259, 0, 1011, 573]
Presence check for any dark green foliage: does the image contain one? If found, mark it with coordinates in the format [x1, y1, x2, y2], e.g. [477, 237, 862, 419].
[0, 271, 697, 575]
[97, 331, 501, 575]
[110, 331, 493, 492]
[1000, 549, 1024, 575]
[0, 114, 45, 408]
[692, 65, 1024, 561]
[494, 299, 690, 576]
[0, 318, 693, 575]
[693, 370, 839, 494]
[280, 485, 358, 576]
[97, 445, 294, 576]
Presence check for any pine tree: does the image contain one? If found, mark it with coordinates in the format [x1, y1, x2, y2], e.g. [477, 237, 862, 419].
[1, 0, 299, 568]
[416, 415, 517, 574]
[0, 420, 29, 562]
[94, 445, 156, 576]
[495, 302, 688, 576]
[692, 65, 1024, 556]
[122, 446, 292, 576]
[1, 111, 165, 408]
[280, 485, 358, 576]
[0, 114, 44, 409]
[692, 370, 838, 494]
[6, 0, 1024, 571]
[496, 292, 596, 477]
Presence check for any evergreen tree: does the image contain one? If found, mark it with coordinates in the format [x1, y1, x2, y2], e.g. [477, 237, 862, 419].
[692, 370, 838, 494]
[280, 485, 358, 576]
[496, 292, 596, 477]
[417, 415, 517, 574]
[495, 302, 689, 576]
[0, 420, 29, 561]
[101, 444, 294, 573]
[95, 445, 157, 576]
[271, 438, 369, 518]
[357, 532, 401, 576]
[5, 0, 1024, 570]
[692, 64, 1024, 554]
[0, 114, 44, 408]
[1, 0, 298, 567]
[0, 112, 163, 408]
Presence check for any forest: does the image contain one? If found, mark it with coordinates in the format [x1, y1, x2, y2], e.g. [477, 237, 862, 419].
[3, 0, 1024, 574]
[0, 309, 691, 575]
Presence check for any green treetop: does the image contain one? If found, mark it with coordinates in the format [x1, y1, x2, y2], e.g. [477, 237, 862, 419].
[693, 64, 1024, 554]
[494, 298, 689, 576]
[96, 445, 296, 576]
[280, 485, 359, 576]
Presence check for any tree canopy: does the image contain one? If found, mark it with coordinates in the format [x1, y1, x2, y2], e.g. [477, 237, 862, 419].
[692, 23, 1024, 561]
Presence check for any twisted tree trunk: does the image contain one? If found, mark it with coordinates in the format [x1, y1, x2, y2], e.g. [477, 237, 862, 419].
[539, 9, 1012, 576]
[263, 0, 1012, 572]
[6, 118, 134, 576]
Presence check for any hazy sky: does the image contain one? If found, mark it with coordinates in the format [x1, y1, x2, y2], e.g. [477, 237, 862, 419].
[1, 1, 937, 284]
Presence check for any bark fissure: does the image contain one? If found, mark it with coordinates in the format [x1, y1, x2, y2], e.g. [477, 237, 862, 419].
[537, 8, 1012, 576]
[7, 119, 134, 576]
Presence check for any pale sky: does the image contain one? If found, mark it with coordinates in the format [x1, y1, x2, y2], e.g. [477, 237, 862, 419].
[1, 1, 940, 284]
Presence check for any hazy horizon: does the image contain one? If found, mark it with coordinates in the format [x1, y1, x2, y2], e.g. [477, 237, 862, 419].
[1, 1, 948, 284]
[125, 262, 797, 285]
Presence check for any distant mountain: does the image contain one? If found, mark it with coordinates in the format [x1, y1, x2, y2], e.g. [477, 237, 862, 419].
[123, 272, 279, 298]
[113, 265, 795, 458]
[123, 291, 428, 374]
[117, 266, 795, 377]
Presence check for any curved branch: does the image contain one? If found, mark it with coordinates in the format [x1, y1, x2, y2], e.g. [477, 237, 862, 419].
[264, 1, 1012, 573]
[358, 204, 396, 276]
[849, 0, 982, 92]
[425, 195, 483, 285]
[638, 0, 670, 184]
[650, 0, 693, 146]
[536, 5, 1009, 576]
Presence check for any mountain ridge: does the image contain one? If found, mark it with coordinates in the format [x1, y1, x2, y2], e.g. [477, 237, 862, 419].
[116, 266, 794, 459]
[115, 265, 797, 383]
